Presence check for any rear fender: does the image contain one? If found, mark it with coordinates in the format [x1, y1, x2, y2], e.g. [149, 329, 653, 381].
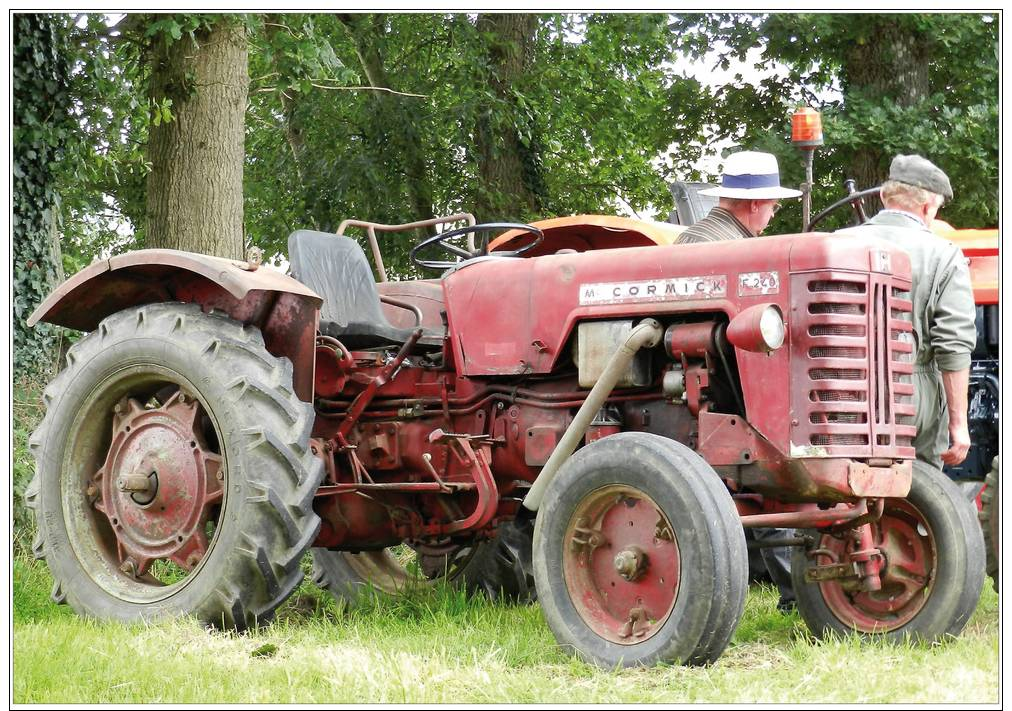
[28, 249, 323, 402]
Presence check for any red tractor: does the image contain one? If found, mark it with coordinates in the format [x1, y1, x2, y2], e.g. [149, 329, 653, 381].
[27, 213, 984, 667]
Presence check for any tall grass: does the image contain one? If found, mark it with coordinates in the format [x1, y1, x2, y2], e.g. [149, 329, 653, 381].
[13, 554, 999, 705]
[12, 377, 47, 552]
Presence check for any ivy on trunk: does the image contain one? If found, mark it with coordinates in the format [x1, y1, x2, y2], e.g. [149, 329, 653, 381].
[13, 13, 73, 377]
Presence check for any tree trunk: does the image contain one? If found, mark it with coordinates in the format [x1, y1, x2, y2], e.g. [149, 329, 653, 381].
[842, 19, 930, 191]
[145, 19, 248, 259]
[474, 13, 544, 222]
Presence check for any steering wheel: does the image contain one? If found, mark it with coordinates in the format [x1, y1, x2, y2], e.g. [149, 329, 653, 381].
[805, 182, 881, 232]
[410, 222, 544, 270]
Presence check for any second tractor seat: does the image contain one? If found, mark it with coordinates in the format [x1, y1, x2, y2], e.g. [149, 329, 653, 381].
[288, 229, 446, 350]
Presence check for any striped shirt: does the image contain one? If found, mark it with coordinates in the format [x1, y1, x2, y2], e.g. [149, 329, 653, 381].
[675, 207, 753, 244]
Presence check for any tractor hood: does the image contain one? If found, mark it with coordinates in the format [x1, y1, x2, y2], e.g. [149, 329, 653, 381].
[442, 231, 911, 378]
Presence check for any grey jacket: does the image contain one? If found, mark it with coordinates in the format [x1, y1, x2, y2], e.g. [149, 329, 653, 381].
[838, 211, 976, 372]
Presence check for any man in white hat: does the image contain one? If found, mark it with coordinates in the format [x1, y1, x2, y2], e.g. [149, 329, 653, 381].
[677, 150, 802, 612]
[677, 150, 802, 244]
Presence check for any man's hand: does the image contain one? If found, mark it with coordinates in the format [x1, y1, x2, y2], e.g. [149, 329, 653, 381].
[940, 367, 971, 466]
[941, 421, 971, 466]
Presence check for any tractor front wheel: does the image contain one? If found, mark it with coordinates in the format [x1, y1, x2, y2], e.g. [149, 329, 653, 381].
[533, 432, 748, 668]
[791, 461, 985, 641]
[26, 303, 323, 631]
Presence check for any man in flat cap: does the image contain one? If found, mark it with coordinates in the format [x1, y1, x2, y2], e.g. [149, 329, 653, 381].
[677, 151, 802, 244]
[838, 154, 976, 468]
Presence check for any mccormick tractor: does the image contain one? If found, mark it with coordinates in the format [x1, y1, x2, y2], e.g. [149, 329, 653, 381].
[27, 212, 985, 668]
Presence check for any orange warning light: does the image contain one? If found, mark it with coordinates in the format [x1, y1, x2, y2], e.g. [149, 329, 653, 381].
[791, 107, 823, 148]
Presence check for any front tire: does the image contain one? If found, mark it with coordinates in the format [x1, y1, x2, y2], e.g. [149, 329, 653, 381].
[26, 303, 324, 631]
[533, 432, 748, 668]
[791, 461, 985, 641]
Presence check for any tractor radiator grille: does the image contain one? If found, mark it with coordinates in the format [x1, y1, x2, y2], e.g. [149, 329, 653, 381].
[810, 324, 866, 337]
[792, 272, 915, 457]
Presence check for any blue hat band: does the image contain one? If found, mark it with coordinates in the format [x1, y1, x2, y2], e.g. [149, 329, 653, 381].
[722, 173, 781, 189]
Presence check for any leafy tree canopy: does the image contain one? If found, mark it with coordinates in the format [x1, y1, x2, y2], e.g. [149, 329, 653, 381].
[28, 12, 999, 281]
[669, 12, 998, 230]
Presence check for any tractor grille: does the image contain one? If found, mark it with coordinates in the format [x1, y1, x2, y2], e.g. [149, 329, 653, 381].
[792, 272, 915, 456]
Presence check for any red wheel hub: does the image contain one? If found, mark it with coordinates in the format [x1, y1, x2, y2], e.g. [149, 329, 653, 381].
[815, 500, 935, 632]
[93, 391, 223, 577]
[563, 485, 679, 644]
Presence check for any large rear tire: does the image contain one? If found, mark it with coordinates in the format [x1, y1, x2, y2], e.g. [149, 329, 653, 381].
[25, 303, 324, 631]
[791, 461, 985, 641]
[980, 457, 999, 593]
[533, 432, 748, 668]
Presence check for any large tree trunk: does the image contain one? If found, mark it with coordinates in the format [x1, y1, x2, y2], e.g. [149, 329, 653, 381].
[145, 19, 248, 259]
[842, 19, 930, 191]
[474, 13, 544, 222]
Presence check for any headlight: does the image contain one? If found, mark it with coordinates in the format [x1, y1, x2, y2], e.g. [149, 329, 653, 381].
[758, 305, 786, 350]
[727, 304, 786, 353]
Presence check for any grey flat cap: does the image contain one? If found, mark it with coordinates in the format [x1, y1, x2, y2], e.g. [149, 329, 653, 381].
[889, 154, 953, 201]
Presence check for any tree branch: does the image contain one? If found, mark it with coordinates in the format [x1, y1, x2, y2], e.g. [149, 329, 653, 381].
[253, 84, 426, 98]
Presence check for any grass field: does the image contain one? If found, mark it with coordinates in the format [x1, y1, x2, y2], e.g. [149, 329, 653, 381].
[12, 554, 999, 705]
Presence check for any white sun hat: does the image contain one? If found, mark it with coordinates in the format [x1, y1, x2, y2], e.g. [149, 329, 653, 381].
[699, 151, 802, 200]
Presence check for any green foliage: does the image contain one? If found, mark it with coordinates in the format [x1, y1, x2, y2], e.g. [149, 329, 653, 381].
[58, 15, 151, 261]
[13, 14, 75, 376]
[669, 13, 998, 230]
[529, 14, 691, 217]
[243, 13, 703, 272]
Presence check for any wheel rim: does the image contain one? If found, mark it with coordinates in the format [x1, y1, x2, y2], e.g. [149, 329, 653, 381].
[816, 500, 935, 633]
[63, 365, 227, 602]
[563, 485, 680, 645]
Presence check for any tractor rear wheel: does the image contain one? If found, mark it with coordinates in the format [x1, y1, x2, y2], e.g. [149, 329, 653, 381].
[791, 461, 985, 641]
[311, 516, 536, 605]
[25, 303, 323, 631]
[532, 432, 748, 668]
[980, 457, 999, 592]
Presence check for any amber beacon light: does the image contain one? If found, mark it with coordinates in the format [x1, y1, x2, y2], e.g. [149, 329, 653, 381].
[791, 107, 823, 148]
[792, 107, 823, 231]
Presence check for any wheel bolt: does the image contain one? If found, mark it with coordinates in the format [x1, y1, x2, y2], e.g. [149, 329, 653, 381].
[216, 470, 224, 481]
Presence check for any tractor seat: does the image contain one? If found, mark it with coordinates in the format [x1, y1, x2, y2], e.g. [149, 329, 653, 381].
[288, 230, 445, 350]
